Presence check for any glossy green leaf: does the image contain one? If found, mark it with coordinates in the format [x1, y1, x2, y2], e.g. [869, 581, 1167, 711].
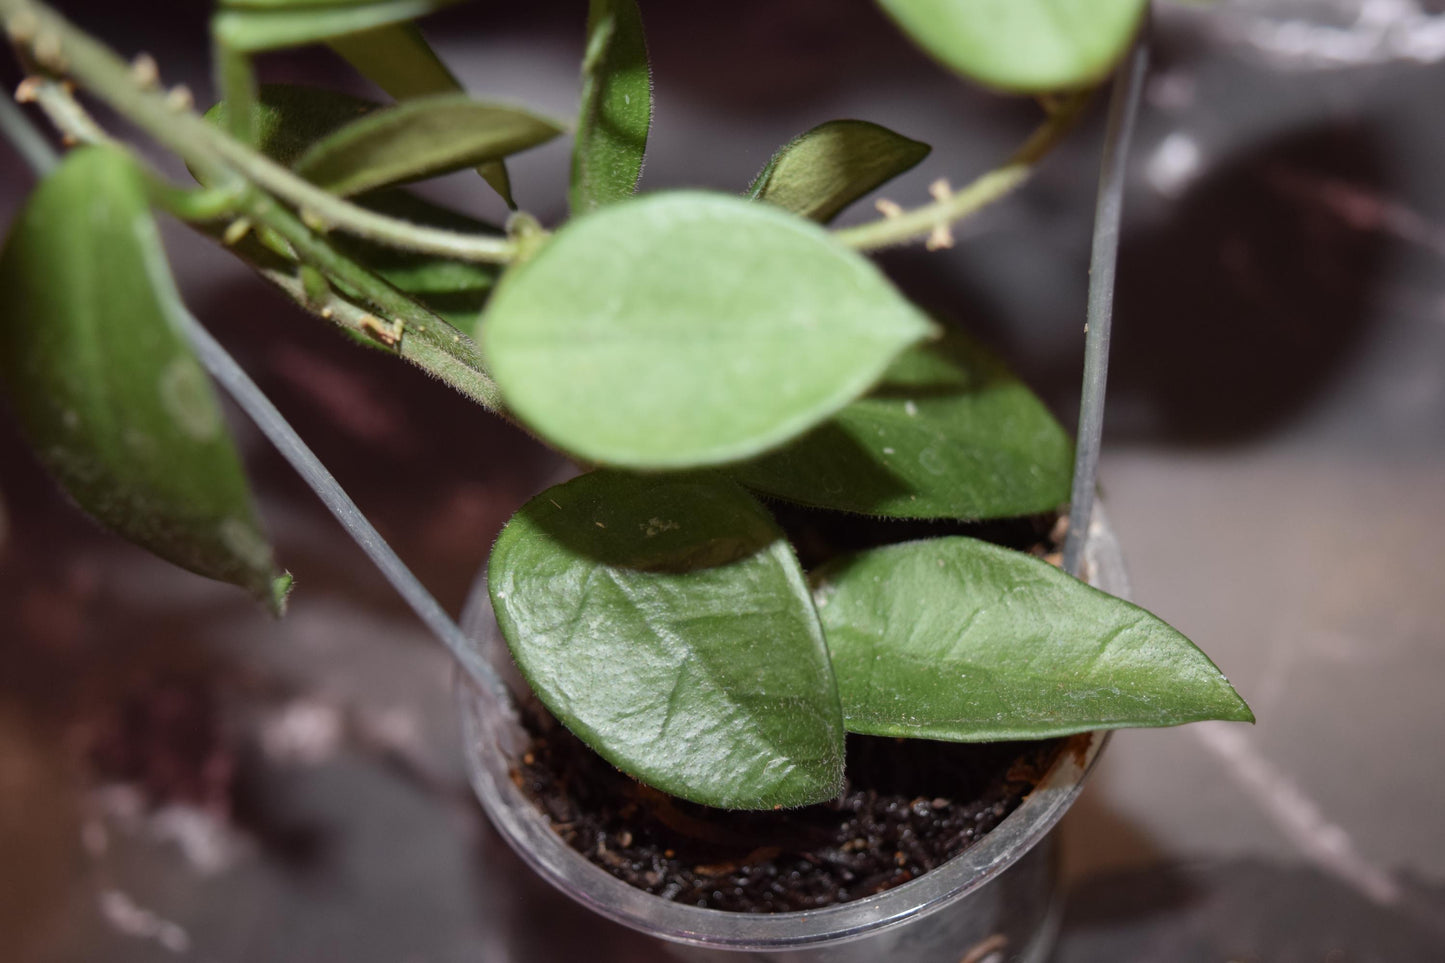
[291, 92, 560, 198]
[876, 0, 1148, 93]
[812, 537, 1255, 741]
[570, 0, 651, 213]
[328, 22, 518, 206]
[731, 330, 1073, 520]
[0, 147, 282, 606]
[481, 191, 935, 469]
[489, 471, 845, 810]
[214, 0, 464, 53]
[748, 120, 931, 224]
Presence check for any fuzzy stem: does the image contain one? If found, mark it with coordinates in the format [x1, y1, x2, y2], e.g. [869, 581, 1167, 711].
[17, 73, 505, 411]
[1062, 30, 1150, 577]
[834, 91, 1091, 252]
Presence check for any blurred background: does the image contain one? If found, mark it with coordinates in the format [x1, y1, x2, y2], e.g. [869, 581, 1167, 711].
[2, 0, 1443, 959]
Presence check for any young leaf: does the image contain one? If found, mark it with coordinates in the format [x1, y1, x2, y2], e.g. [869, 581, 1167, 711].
[214, 0, 466, 53]
[0, 147, 282, 606]
[748, 120, 931, 224]
[481, 191, 935, 469]
[489, 471, 845, 810]
[731, 329, 1073, 520]
[570, 0, 651, 213]
[812, 537, 1255, 741]
[875, 0, 1149, 93]
[292, 92, 561, 198]
[328, 22, 519, 206]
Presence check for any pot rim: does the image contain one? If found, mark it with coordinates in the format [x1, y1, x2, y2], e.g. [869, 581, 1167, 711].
[456, 506, 1127, 950]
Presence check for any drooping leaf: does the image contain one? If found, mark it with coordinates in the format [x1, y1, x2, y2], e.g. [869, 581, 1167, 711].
[570, 0, 651, 213]
[0, 147, 283, 607]
[489, 471, 845, 810]
[481, 191, 935, 469]
[214, 0, 465, 53]
[327, 21, 517, 206]
[875, 0, 1149, 93]
[731, 329, 1073, 520]
[812, 537, 1255, 741]
[748, 120, 931, 224]
[291, 92, 561, 198]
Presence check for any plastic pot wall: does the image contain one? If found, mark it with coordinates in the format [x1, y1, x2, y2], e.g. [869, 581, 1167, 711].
[455, 507, 1129, 962]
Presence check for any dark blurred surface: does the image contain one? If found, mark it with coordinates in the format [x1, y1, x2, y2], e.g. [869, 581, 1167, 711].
[2, 0, 1444, 960]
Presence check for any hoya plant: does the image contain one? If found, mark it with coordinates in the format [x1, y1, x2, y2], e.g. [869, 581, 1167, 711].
[0, 0, 1251, 812]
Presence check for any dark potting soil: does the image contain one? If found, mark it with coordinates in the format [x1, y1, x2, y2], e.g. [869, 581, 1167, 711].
[512, 718, 1064, 912]
[508, 505, 1072, 912]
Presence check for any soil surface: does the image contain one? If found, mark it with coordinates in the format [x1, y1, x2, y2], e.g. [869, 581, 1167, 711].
[512, 717, 1064, 912]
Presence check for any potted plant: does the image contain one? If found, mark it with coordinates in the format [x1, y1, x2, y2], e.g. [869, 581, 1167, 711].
[0, 0, 1250, 959]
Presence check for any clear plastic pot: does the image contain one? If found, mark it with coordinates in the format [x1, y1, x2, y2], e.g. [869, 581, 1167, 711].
[455, 508, 1129, 962]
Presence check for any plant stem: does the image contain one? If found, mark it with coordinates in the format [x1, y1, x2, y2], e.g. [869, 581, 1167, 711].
[213, 36, 256, 145]
[241, 189, 506, 410]
[20, 72, 506, 411]
[834, 92, 1091, 252]
[0, 79, 55, 171]
[1062, 29, 1150, 578]
[1, 0, 518, 264]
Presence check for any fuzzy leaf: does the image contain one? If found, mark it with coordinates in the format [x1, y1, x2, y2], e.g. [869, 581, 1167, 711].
[748, 120, 931, 224]
[876, 0, 1148, 93]
[205, 83, 379, 168]
[291, 93, 560, 198]
[481, 191, 935, 469]
[328, 23, 519, 206]
[570, 0, 651, 213]
[812, 537, 1255, 740]
[489, 471, 845, 810]
[731, 330, 1073, 520]
[0, 147, 282, 606]
[214, 0, 465, 53]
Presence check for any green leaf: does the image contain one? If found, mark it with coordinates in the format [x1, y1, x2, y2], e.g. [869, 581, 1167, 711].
[214, 0, 465, 53]
[204, 84, 379, 169]
[731, 329, 1073, 520]
[570, 0, 651, 214]
[812, 537, 1255, 741]
[0, 147, 281, 605]
[748, 120, 931, 224]
[481, 191, 935, 469]
[328, 22, 518, 206]
[876, 0, 1149, 93]
[291, 92, 561, 198]
[489, 471, 845, 810]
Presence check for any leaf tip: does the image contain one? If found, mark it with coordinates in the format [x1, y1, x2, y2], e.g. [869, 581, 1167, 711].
[268, 570, 295, 617]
